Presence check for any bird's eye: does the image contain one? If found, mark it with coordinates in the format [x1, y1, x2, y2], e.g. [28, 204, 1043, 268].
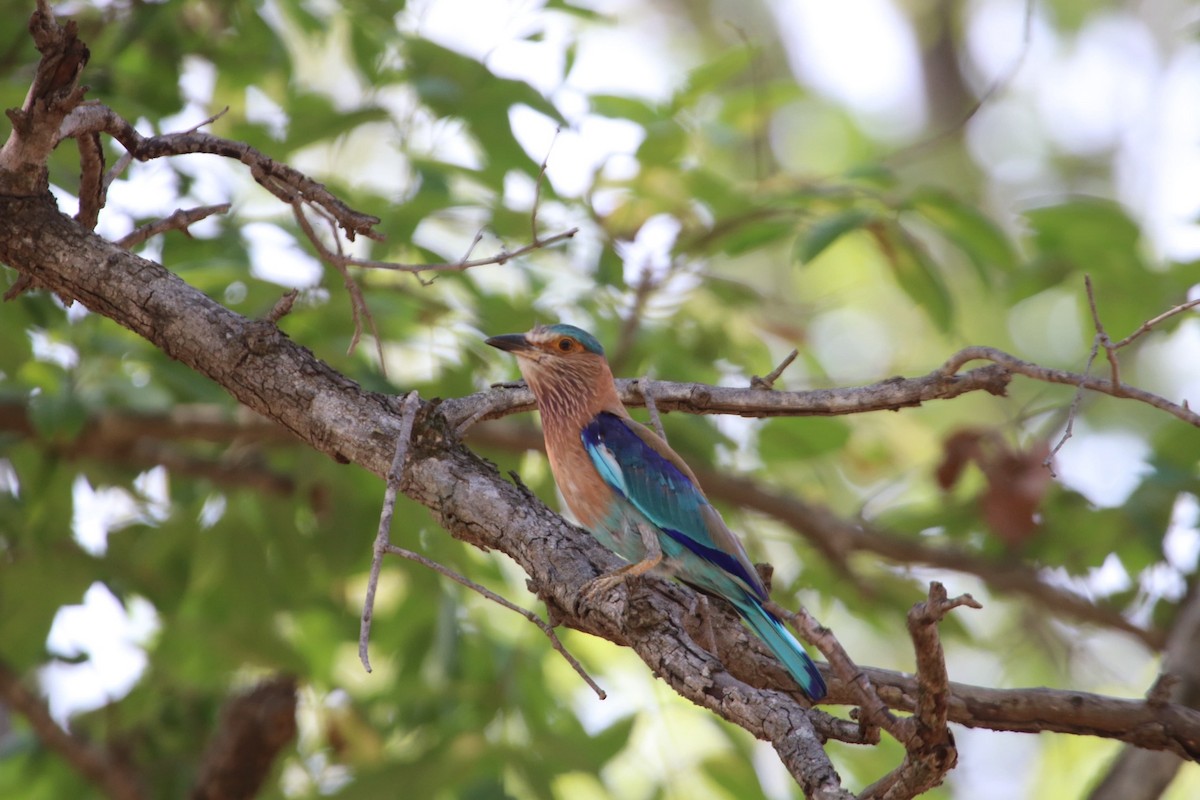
[557, 338, 574, 352]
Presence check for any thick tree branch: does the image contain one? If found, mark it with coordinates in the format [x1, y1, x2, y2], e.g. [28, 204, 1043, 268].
[1088, 583, 1200, 800]
[189, 676, 298, 800]
[0, 2, 89, 195]
[0, 659, 147, 800]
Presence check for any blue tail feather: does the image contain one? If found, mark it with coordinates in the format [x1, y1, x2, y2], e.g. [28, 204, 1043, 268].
[733, 596, 826, 702]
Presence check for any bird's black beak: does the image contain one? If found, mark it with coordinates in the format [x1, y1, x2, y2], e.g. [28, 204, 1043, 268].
[485, 333, 532, 353]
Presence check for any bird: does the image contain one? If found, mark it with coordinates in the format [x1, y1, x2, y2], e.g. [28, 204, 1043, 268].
[486, 322, 826, 702]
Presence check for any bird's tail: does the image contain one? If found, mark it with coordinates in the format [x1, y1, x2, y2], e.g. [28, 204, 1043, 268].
[732, 595, 827, 702]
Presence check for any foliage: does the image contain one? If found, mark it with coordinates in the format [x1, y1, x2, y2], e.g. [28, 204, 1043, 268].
[1, 0, 1199, 798]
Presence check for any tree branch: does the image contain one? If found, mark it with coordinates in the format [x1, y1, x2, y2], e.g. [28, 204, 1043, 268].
[116, 204, 231, 249]
[1088, 582, 1200, 800]
[189, 676, 297, 800]
[860, 583, 980, 800]
[0, 659, 147, 800]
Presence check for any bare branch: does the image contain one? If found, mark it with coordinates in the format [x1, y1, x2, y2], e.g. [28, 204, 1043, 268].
[1113, 297, 1200, 350]
[343, 226, 579, 275]
[1084, 274, 1123, 392]
[360, 391, 421, 672]
[751, 348, 799, 390]
[291, 201, 385, 368]
[860, 583, 980, 800]
[531, 126, 560, 243]
[772, 601, 908, 746]
[940, 346, 1200, 428]
[189, 676, 297, 800]
[76, 129, 104, 229]
[115, 204, 231, 250]
[443, 361, 1015, 431]
[881, 0, 1034, 167]
[381, 542, 606, 700]
[56, 103, 382, 242]
[609, 264, 661, 371]
[0, 659, 147, 800]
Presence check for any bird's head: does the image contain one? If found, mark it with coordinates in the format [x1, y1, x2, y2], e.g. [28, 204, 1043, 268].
[486, 323, 620, 419]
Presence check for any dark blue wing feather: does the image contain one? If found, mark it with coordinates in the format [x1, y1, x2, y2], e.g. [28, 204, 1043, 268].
[581, 412, 765, 599]
[581, 411, 826, 702]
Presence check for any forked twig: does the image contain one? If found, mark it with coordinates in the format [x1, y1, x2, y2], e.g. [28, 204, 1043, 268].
[1046, 277, 1200, 470]
[531, 126, 560, 243]
[769, 600, 909, 743]
[752, 348, 800, 390]
[383, 543, 605, 699]
[116, 204, 231, 250]
[860, 583, 981, 800]
[360, 391, 422, 672]
[359, 392, 604, 697]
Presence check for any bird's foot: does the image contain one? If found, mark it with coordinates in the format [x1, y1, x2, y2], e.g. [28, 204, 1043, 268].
[580, 551, 663, 603]
[580, 568, 635, 602]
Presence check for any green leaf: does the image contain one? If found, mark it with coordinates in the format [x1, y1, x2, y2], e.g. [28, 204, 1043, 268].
[675, 45, 755, 109]
[908, 188, 1017, 282]
[794, 209, 875, 264]
[716, 218, 796, 256]
[758, 417, 851, 461]
[871, 222, 954, 332]
[404, 38, 565, 181]
[636, 119, 686, 166]
[588, 94, 659, 126]
[284, 91, 391, 151]
[27, 390, 87, 443]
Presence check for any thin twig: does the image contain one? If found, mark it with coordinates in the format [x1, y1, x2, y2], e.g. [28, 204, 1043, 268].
[382, 543, 606, 699]
[360, 391, 421, 672]
[1044, 338, 1100, 476]
[459, 228, 485, 264]
[291, 201, 386, 372]
[1084, 275, 1123, 393]
[770, 600, 912, 744]
[640, 376, 666, 440]
[609, 264, 661, 372]
[1113, 297, 1200, 349]
[882, 0, 1034, 167]
[115, 204, 231, 250]
[0, 660, 147, 800]
[348, 227, 579, 274]
[751, 348, 799, 390]
[940, 346, 1200, 429]
[531, 126, 560, 244]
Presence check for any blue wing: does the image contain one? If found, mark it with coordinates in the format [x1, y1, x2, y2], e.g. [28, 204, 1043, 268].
[581, 411, 766, 602]
[581, 411, 827, 701]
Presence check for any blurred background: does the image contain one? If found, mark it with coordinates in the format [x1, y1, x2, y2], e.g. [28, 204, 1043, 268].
[2, 0, 1199, 797]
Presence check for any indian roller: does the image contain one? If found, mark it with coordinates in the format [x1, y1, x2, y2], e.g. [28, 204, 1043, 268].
[486, 323, 827, 702]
